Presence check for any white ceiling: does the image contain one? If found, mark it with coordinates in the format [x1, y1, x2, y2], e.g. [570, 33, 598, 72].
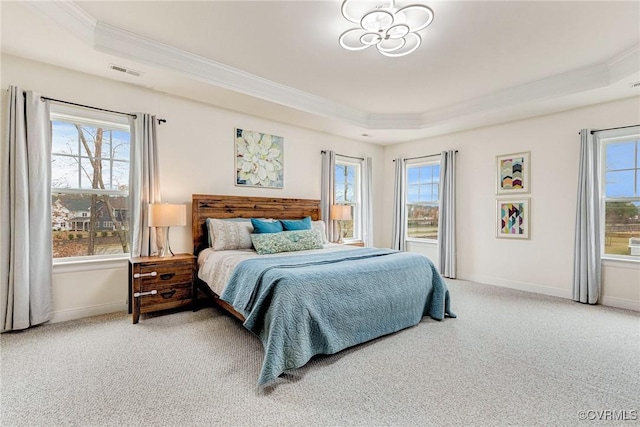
[2, 1, 639, 144]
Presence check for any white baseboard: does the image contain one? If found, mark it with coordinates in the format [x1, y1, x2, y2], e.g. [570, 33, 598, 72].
[456, 273, 639, 312]
[600, 295, 640, 311]
[50, 302, 128, 323]
[457, 273, 573, 299]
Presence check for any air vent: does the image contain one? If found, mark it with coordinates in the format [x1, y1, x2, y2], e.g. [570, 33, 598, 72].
[109, 64, 143, 78]
[630, 81, 640, 89]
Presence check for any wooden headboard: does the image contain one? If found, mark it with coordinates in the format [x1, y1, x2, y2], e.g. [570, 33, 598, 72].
[192, 194, 322, 254]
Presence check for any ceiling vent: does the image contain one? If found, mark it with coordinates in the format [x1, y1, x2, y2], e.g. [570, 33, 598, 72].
[109, 64, 143, 78]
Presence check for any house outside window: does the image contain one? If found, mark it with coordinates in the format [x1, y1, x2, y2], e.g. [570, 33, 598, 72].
[50, 106, 131, 259]
[406, 160, 440, 241]
[334, 157, 362, 241]
[601, 130, 640, 259]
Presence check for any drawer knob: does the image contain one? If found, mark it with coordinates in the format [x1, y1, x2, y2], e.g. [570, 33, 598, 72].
[160, 290, 177, 299]
[133, 272, 157, 279]
[133, 290, 157, 298]
[160, 273, 175, 281]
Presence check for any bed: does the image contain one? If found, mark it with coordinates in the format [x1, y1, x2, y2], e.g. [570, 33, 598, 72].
[192, 194, 455, 385]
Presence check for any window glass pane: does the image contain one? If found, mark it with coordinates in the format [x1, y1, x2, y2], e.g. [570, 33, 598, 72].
[432, 183, 439, 201]
[605, 170, 635, 197]
[407, 184, 420, 203]
[52, 193, 130, 258]
[407, 204, 439, 239]
[79, 158, 96, 189]
[432, 165, 440, 183]
[51, 155, 80, 189]
[51, 121, 79, 155]
[605, 141, 635, 171]
[419, 166, 430, 184]
[111, 131, 131, 160]
[407, 166, 419, 184]
[603, 201, 640, 258]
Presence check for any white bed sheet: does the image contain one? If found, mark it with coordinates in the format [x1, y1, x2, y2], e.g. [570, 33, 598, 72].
[197, 243, 352, 296]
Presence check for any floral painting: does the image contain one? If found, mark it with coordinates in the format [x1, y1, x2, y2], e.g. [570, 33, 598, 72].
[496, 151, 530, 194]
[235, 128, 284, 188]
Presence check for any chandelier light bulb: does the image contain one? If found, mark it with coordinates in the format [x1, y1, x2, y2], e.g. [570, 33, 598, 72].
[339, 0, 434, 57]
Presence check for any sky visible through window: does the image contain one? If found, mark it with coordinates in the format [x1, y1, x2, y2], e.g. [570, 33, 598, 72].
[335, 163, 356, 203]
[605, 140, 639, 198]
[407, 164, 439, 203]
[51, 121, 130, 191]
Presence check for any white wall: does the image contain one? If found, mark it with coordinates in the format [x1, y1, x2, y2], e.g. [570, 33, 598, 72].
[1, 54, 385, 322]
[383, 96, 640, 310]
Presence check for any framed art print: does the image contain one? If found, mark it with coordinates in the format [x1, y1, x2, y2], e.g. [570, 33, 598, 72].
[496, 198, 530, 239]
[235, 128, 284, 188]
[496, 151, 530, 194]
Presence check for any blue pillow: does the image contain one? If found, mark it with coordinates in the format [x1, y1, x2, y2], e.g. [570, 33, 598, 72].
[251, 218, 283, 234]
[280, 216, 312, 231]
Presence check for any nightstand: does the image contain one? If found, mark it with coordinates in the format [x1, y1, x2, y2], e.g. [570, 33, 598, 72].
[128, 253, 196, 324]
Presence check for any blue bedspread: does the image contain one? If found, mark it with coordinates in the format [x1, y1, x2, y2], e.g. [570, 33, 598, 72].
[220, 248, 455, 385]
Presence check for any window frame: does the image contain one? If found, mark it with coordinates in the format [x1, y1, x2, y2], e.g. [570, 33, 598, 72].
[405, 158, 440, 243]
[334, 156, 363, 242]
[50, 104, 132, 264]
[599, 127, 640, 262]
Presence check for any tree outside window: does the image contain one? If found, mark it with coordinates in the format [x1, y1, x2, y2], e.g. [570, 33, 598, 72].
[334, 160, 361, 240]
[51, 116, 131, 259]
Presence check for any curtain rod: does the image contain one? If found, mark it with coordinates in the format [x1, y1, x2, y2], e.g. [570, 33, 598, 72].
[393, 150, 458, 162]
[590, 124, 639, 134]
[320, 150, 364, 161]
[35, 94, 167, 125]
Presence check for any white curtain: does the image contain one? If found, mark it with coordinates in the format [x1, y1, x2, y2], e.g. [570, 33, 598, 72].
[438, 150, 457, 278]
[573, 129, 601, 304]
[321, 150, 337, 242]
[1, 86, 52, 332]
[391, 158, 406, 251]
[129, 114, 161, 257]
[362, 157, 374, 247]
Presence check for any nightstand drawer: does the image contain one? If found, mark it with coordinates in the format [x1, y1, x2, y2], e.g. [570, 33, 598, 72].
[137, 281, 192, 308]
[135, 270, 193, 290]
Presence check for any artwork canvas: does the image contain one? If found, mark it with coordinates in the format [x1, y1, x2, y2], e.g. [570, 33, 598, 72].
[496, 152, 530, 194]
[235, 128, 284, 188]
[496, 198, 530, 239]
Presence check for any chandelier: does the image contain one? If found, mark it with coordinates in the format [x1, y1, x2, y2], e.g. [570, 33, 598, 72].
[338, 0, 434, 57]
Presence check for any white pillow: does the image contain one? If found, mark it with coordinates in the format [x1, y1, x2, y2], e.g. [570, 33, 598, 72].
[206, 218, 253, 250]
[312, 220, 329, 244]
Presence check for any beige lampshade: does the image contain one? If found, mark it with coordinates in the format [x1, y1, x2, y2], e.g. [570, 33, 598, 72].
[330, 204, 351, 221]
[148, 203, 187, 227]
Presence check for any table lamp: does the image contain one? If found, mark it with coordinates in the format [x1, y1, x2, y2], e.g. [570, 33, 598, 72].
[148, 203, 187, 257]
[330, 204, 351, 244]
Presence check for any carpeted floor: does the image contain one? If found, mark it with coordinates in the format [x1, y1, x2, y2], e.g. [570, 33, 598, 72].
[1, 279, 638, 427]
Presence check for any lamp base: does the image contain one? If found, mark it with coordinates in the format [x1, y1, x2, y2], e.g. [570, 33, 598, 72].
[156, 227, 175, 257]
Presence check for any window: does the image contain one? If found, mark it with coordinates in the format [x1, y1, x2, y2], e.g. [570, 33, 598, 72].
[406, 161, 440, 240]
[50, 107, 131, 259]
[601, 131, 640, 259]
[334, 158, 362, 241]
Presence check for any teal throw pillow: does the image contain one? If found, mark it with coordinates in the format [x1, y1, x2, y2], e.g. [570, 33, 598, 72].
[280, 216, 312, 231]
[251, 218, 283, 234]
[251, 230, 324, 255]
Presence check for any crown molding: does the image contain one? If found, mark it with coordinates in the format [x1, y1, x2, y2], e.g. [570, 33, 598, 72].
[27, 1, 640, 134]
[26, 0, 96, 46]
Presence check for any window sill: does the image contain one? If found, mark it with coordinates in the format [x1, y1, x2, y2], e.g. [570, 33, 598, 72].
[53, 255, 129, 274]
[601, 256, 640, 269]
[406, 238, 438, 246]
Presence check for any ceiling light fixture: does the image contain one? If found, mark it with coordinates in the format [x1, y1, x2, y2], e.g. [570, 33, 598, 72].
[339, 0, 434, 57]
